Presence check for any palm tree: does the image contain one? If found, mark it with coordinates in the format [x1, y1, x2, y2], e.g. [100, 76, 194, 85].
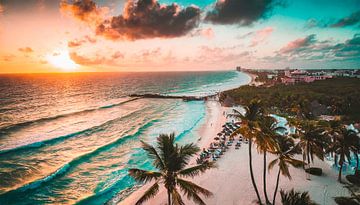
[230, 99, 264, 204]
[293, 120, 328, 168]
[268, 136, 303, 205]
[280, 189, 319, 205]
[129, 133, 215, 205]
[257, 115, 283, 205]
[327, 128, 358, 182]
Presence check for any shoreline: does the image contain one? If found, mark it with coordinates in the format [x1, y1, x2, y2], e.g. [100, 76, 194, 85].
[116, 71, 351, 205]
[118, 101, 351, 205]
[118, 100, 228, 205]
[116, 72, 250, 205]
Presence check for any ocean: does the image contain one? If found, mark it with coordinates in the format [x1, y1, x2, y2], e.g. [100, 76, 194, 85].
[0, 71, 250, 205]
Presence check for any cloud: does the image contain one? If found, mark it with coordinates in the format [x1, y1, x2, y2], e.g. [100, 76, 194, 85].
[304, 10, 360, 29]
[190, 28, 215, 39]
[0, 3, 4, 14]
[279, 34, 316, 54]
[69, 52, 105, 66]
[68, 35, 97, 47]
[68, 40, 83, 47]
[96, 0, 201, 40]
[249, 27, 274, 47]
[18, 47, 34, 53]
[268, 33, 360, 62]
[60, 0, 108, 24]
[112, 51, 124, 59]
[205, 0, 282, 25]
[196, 45, 250, 64]
[330, 10, 360, 28]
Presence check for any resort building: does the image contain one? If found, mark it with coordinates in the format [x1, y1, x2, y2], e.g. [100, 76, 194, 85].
[281, 69, 332, 84]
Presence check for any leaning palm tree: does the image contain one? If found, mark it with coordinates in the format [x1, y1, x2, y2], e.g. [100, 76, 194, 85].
[129, 133, 215, 205]
[268, 136, 303, 205]
[280, 189, 319, 205]
[230, 99, 264, 204]
[257, 115, 283, 204]
[327, 128, 358, 182]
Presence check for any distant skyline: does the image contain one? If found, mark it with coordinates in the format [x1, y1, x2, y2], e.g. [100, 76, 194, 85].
[0, 0, 359, 73]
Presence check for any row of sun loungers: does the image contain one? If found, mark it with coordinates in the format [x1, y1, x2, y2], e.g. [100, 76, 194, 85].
[196, 122, 245, 164]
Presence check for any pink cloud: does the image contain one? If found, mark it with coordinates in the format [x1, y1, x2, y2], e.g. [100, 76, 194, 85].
[279, 34, 316, 53]
[250, 27, 274, 47]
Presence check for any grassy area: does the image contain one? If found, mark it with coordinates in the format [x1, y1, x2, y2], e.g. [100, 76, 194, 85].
[220, 78, 360, 122]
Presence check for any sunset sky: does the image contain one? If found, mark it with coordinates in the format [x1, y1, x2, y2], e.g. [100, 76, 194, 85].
[0, 0, 359, 73]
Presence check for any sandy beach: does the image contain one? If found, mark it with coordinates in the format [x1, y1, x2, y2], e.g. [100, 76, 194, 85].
[119, 99, 351, 205]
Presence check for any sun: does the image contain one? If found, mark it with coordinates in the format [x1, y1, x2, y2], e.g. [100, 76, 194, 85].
[46, 50, 79, 71]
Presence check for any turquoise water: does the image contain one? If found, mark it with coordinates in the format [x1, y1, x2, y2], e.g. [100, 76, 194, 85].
[0, 71, 250, 204]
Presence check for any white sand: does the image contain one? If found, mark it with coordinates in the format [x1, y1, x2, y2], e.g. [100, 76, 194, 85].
[119, 101, 350, 205]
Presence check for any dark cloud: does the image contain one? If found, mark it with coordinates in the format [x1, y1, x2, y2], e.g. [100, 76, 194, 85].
[96, 0, 201, 40]
[330, 10, 360, 28]
[204, 0, 282, 25]
[269, 33, 360, 62]
[18, 47, 34, 53]
[304, 10, 360, 29]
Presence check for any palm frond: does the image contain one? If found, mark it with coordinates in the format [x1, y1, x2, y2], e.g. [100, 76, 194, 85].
[268, 158, 279, 171]
[178, 143, 200, 165]
[279, 160, 291, 179]
[135, 182, 160, 205]
[171, 188, 185, 205]
[178, 161, 215, 178]
[141, 141, 165, 170]
[128, 168, 162, 183]
[285, 157, 304, 168]
[157, 133, 177, 170]
[177, 178, 212, 205]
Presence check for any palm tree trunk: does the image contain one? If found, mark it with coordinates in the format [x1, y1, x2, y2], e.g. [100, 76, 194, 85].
[307, 143, 311, 167]
[335, 154, 338, 166]
[338, 162, 343, 182]
[272, 168, 281, 205]
[263, 151, 270, 204]
[249, 139, 263, 204]
[167, 190, 171, 205]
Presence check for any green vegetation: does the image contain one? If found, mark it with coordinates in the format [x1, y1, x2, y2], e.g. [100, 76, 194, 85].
[221, 78, 360, 122]
[224, 80, 360, 204]
[128, 133, 215, 205]
[280, 189, 319, 205]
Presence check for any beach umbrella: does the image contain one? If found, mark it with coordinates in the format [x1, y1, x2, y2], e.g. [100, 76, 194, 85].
[214, 137, 220, 140]
[217, 133, 222, 136]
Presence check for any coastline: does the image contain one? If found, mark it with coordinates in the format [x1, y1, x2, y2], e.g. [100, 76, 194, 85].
[243, 71, 264, 87]
[118, 98, 351, 205]
[116, 71, 351, 205]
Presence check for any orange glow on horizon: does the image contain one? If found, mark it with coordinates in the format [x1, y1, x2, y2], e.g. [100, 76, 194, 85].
[46, 51, 79, 71]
